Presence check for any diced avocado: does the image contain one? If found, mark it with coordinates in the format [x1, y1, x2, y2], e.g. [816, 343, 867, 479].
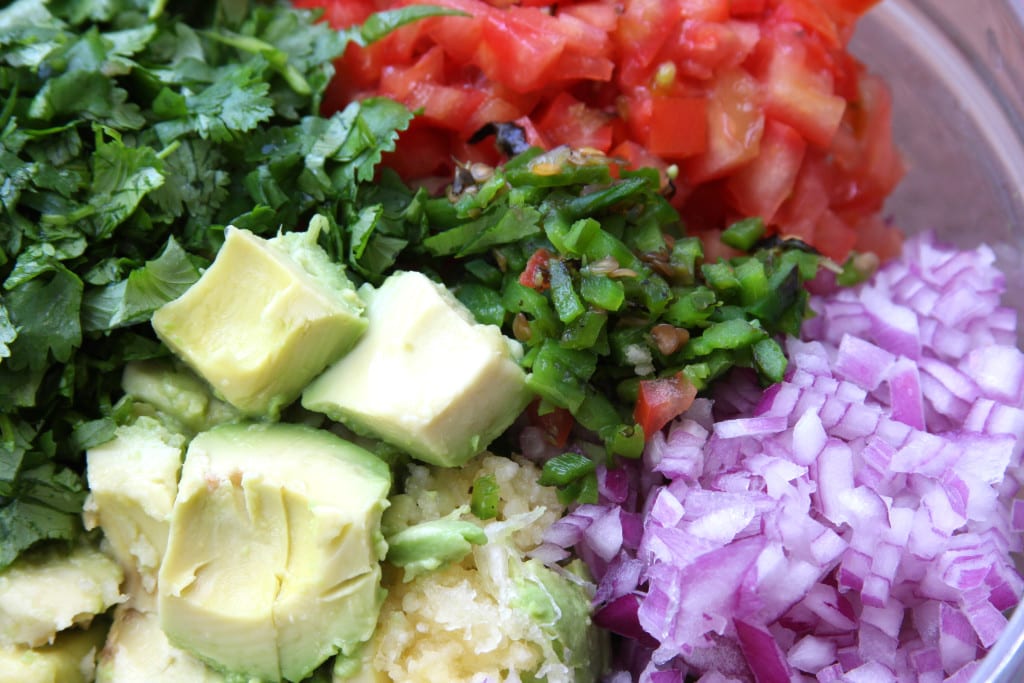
[511, 558, 607, 683]
[95, 605, 226, 683]
[120, 359, 241, 434]
[0, 619, 108, 683]
[302, 270, 531, 467]
[0, 543, 123, 648]
[157, 422, 391, 682]
[332, 640, 385, 683]
[82, 417, 185, 594]
[151, 222, 367, 418]
[385, 508, 487, 582]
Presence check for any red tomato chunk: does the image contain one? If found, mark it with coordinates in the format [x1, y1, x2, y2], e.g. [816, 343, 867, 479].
[294, 0, 905, 262]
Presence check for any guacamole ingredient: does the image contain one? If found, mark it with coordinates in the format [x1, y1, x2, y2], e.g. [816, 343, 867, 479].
[385, 511, 488, 582]
[0, 543, 122, 649]
[352, 454, 605, 683]
[158, 422, 391, 682]
[82, 417, 185, 594]
[303, 270, 530, 467]
[302, 0, 904, 263]
[0, 0, 426, 568]
[152, 222, 366, 417]
[96, 606, 224, 683]
[544, 233, 1024, 679]
[119, 360, 241, 435]
[320, 146, 825, 466]
[0, 618, 107, 683]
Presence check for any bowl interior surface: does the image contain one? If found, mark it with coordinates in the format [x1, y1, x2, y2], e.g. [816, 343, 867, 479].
[852, 2, 1024, 680]
[853, 0, 1024, 325]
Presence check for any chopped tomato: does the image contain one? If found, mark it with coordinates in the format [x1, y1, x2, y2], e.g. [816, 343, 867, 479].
[647, 95, 709, 159]
[634, 372, 698, 437]
[685, 67, 764, 183]
[680, 0, 730, 22]
[757, 23, 846, 149]
[536, 92, 614, 152]
[519, 248, 553, 291]
[726, 119, 806, 223]
[729, 0, 766, 15]
[775, 0, 841, 47]
[526, 400, 576, 447]
[303, 0, 902, 264]
[478, 10, 567, 94]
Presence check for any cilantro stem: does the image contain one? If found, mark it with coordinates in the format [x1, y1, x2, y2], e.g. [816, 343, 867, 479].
[156, 139, 182, 161]
[148, 0, 169, 20]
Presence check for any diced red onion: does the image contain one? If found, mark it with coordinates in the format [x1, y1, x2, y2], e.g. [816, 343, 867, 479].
[550, 233, 1023, 682]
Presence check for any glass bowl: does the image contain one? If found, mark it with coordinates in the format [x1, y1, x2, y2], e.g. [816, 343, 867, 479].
[851, 1, 1024, 680]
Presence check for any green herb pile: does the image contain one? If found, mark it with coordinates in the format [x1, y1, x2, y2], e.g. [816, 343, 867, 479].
[0, 0, 826, 571]
[0, 0, 445, 569]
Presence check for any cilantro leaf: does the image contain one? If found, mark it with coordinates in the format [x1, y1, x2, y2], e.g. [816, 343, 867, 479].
[82, 237, 201, 332]
[0, 304, 15, 360]
[154, 59, 275, 143]
[0, 500, 81, 570]
[88, 131, 165, 239]
[4, 266, 82, 371]
[0, 0, 426, 570]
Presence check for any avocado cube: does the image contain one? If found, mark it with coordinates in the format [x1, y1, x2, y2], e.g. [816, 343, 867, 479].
[151, 225, 366, 418]
[0, 619, 108, 683]
[96, 605, 224, 683]
[83, 417, 185, 594]
[302, 271, 531, 467]
[157, 422, 391, 682]
[120, 360, 241, 434]
[0, 544, 123, 649]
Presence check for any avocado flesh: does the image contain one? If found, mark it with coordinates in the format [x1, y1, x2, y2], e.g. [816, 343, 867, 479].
[151, 225, 366, 418]
[303, 270, 531, 467]
[0, 618, 108, 683]
[0, 543, 123, 649]
[158, 422, 391, 682]
[512, 558, 606, 683]
[96, 605, 225, 683]
[83, 417, 184, 593]
[120, 359, 240, 434]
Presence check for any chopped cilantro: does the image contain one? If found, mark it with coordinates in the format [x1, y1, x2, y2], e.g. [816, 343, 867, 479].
[0, 0, 434, 569]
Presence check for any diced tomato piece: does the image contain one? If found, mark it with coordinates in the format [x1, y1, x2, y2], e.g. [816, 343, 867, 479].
[760, 24, 847, 148]
[293, 0, 373, 27]
[535, 92, 614, 152]
[685, 67, 764, 183]
[812, 209, 858, 262]
[634, 372, 698, 437]
[610, 141, 670, 185]
[647, 95, 708, 159]
[662, 19, 760, 81]
[379, 48, 486, 130]
[424, 0, 488, 64]
[680, 0, 730, 21]
[729, 0, 766, 15]
[615, 0, 679, 88]
[775, 0, 841, 47]
[828, 0, 884, 14]
[477, 9, 567, 93]
[850, 213, 903, 262]
[526, 400, 575, 447]
[560, 1, 620, 32]
[554, 9, 613, 57]
[827, 72, 904, 215]
[725, 119, 806, 223]
[774, 152, 829, 242]
[519, 247, 553, 291]
[383, 123, 454, 179]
